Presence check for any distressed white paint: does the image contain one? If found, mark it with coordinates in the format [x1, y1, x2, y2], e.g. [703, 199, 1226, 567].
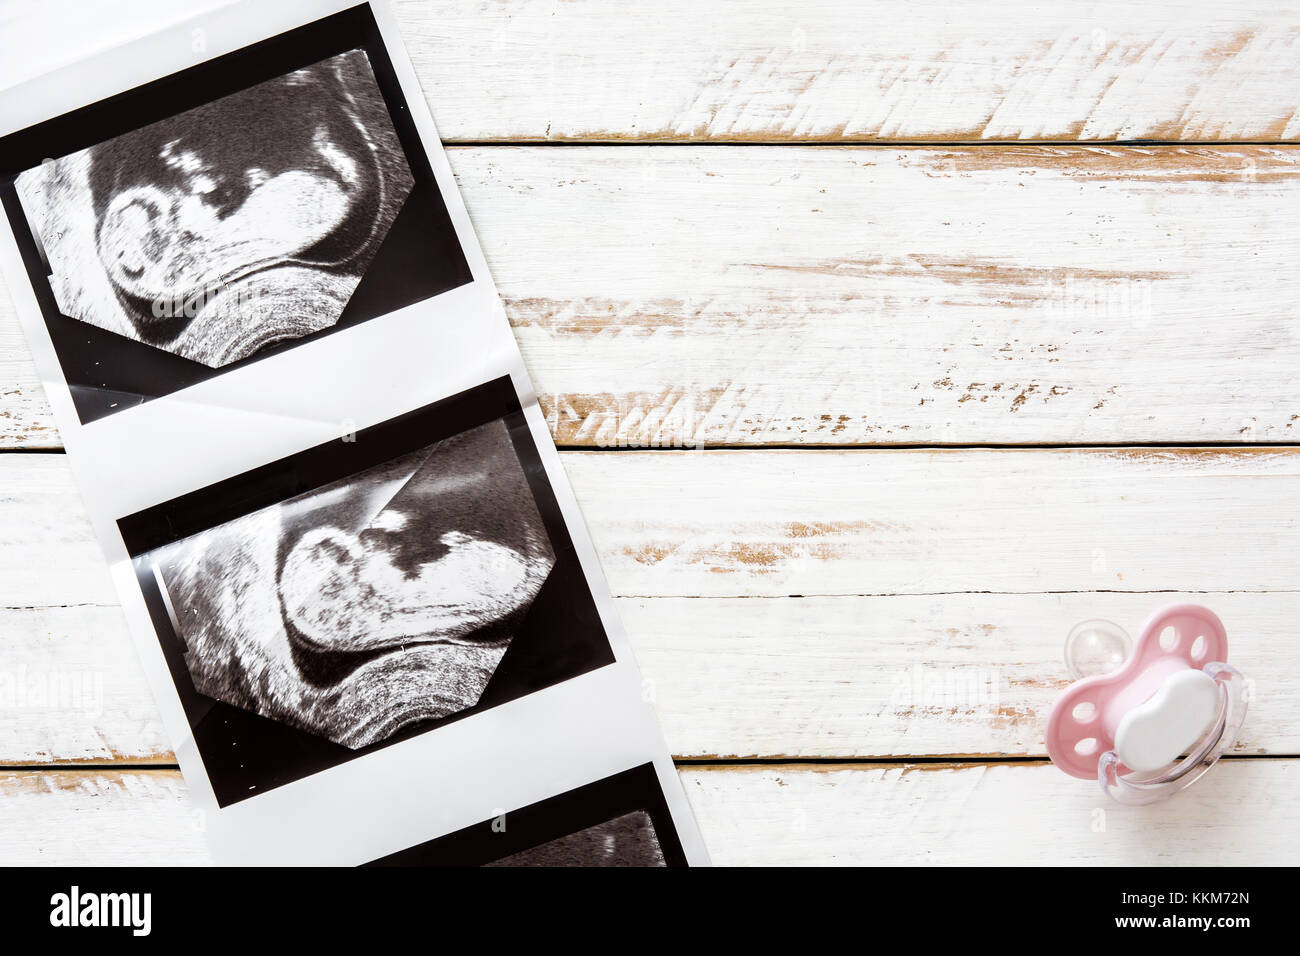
[682, 761, 1298, 865]
[0, 771, 209, 865]
[5, 449, 1300, 604]
[0, 592, 1295, 764]
[6, 2, 1298, 142]
[636, 592, 1295, 760]
[575, 447, 1300, 597]
[4, 146, 1300, 448]
[390, 0, 1300, 142]
[1, 762, 1292, 865]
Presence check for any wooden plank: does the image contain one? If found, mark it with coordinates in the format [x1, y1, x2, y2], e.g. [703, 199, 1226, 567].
[6, 448, 1300, 602]
[2, 761, 1294, 865]
[682, 761, 1300, 865]
[0, 605, 172, 765]
[6, 2, 1300, 144]
[4, 145, 1300, 449]
[0, 771, 209, 866]
[392, 0, 1300, 143]
[0, 450, 1296, 762]
[2, 592, 1294, 765]
[637, 592, 1294, 760]
[554, 447, 1300, 597]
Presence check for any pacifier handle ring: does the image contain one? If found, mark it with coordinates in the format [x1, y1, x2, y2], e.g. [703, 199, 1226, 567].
[1097, 662, 1248, 805]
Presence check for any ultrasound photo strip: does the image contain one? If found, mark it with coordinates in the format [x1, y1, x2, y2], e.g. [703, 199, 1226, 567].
[0, 0, 709, 865]
[145, 417, 553, 749]
[14, 48, 411, 369]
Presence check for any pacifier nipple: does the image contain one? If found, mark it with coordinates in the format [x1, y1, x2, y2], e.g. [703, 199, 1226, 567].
[1064, 618, 1131, 680]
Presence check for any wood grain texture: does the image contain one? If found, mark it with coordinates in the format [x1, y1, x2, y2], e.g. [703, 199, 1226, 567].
[2, 762, 1293, 865]
[7, 448, 1300, 603]
[394, 0, 1300, 143]
[682, 761, 1299, 865]
[4, 145, 1300, 449]
[6, 2, 1300, 144]
[0, 450, 1296, 762]
[563, 446, 1300, 597]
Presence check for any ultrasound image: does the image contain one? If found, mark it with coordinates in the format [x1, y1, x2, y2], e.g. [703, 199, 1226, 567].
[14, 49, 412, 368]
[366, 763, 686, 867]
[146, 418, 555, 748]
[485, 811, 666, 867]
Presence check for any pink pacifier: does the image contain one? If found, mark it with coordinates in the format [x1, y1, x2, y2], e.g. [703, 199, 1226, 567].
[1046, 604, 1249, 804]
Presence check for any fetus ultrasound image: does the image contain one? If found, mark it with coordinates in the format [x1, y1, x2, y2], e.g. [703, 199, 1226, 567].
[121, 379, 614, 806]
[0, 7, 472, 422]
[16, 50, 412, 368]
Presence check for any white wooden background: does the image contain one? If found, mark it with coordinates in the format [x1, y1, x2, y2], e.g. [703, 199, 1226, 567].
[2, 0, 1299, 865]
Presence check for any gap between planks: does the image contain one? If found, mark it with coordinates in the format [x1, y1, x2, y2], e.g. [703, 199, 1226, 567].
[6, 442, 1300, 455]
[6, 755, 1293, 771]
[444, 139, 1300, 147]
